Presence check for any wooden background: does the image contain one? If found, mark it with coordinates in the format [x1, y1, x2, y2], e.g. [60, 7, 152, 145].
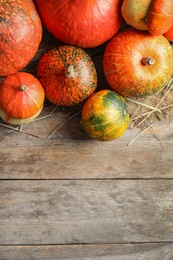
[1, 26, 173, 260]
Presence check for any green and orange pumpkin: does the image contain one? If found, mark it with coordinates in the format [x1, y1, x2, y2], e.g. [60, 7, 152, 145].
[80, 89, 129, 141]
[37, 45, 98, 106]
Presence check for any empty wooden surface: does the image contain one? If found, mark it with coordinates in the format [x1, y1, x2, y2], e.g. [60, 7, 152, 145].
[0, 243, 173, 260]
[1, 179, 173, 244]
[1, 28, 173, 259]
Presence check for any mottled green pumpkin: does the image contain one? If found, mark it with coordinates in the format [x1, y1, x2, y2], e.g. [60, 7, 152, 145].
[81, 89, 130, 141]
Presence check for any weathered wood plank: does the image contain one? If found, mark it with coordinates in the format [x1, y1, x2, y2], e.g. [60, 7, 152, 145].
[1, 180, 173, 244]
[0, 243, 173, 260]
[0, 141, 173, 179]
[0, 115, 173, 179]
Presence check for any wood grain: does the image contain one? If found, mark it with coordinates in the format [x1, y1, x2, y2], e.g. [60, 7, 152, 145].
[0, 113, 173, 179]
[0, 243, 173, 260]
[1, 180, 173, 245]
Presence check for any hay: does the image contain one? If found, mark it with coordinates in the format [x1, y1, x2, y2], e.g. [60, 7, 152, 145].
[125, 77, 173, 129]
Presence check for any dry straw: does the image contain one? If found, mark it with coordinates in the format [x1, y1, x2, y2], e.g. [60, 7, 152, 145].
[125, 76, 173, 129]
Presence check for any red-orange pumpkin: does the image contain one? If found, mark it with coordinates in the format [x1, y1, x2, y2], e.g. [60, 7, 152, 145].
[164, 24, 173, 42]
[0, 0, 42, 77]
[0, 72, 45, 125]
[37, 45, 98, 106]
[35, 0, 123, 48]
[103, 29, 173, 97]
[147, 0, 173, 36]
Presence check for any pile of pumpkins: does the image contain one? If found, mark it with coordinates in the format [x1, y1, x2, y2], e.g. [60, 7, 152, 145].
[0, 0, 173, 141]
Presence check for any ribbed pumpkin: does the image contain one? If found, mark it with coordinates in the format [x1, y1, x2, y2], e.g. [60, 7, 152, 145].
[37, 45, 98, 106]
[35, 0, 123, 48]
[0, 72, 45, 125]
[80, 89, 129, 141]
[103, 29, 173, 97]
[0, 0, 42, 77]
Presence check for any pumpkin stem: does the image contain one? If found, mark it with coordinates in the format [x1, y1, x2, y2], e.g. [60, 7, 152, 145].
[18, 84, 27, 92]
[65, 65, 75, 78]
[142, 57, 155, 66]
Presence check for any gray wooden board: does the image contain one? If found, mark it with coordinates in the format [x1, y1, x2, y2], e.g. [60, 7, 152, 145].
[1, 180, 173, 245]
[0, 115, 173, 179]
[0, 243, 173, 260]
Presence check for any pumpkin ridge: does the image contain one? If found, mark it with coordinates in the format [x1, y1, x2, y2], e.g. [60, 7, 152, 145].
[21, 88, 43, 110]
[88, 115, 127, 140]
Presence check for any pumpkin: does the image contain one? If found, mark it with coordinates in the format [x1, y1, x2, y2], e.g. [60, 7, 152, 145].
[35, 0, 123, 48]
[0, 72, 45, 125]
[121, 0, 151, 31]
[0, 0, 42, 77]
[80, 89, 129, 141]
[103, 29, 173, 97]
[147, 0, 173, 36]
[164, 24, 173, 42]
[121, 0, 173, 35]
[37, 45, 98, 106]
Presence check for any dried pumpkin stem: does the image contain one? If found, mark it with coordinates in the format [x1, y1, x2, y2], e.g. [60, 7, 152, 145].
[18, 84, 27, 91]
[65, 65, 75, 78]
[142, 57, 155, 65]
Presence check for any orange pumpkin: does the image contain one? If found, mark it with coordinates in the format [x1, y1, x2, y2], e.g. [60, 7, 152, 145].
[0, 72, 45, 125]
[164, 24, 173, 42]
[37, 45, 98, 106]
[147, 0, 173, 35]
[121, 0, 173, 36]
[0, 0, 42, 77]
[35, 0, 123, 48]
[103, 29, 173, 97]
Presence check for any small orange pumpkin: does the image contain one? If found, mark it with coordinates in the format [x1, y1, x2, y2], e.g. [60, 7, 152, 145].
[0, 72, 45, 125]
[103, 29, 173, 97]
[37, 45, 98, 106]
